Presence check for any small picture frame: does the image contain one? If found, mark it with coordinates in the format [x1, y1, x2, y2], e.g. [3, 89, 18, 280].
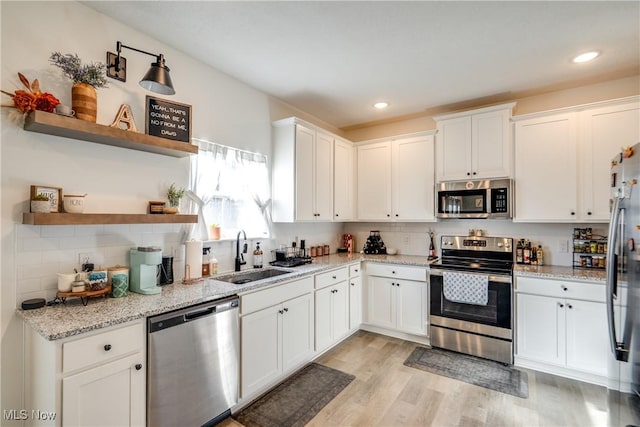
[30, 185, 62, 213]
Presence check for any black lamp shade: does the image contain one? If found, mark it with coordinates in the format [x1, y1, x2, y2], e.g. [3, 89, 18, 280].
[140, 61, 175, 95]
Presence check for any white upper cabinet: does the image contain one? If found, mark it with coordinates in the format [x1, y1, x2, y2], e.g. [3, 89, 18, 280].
[334, 137, 355, 221]
[514, 97, 640, 222]
[435, 103, 515, 181]
[514, 112, 579, 222]
[272, 118, 335, 222]
[579, 101, 640, 221]
[357, 132, 436, 221]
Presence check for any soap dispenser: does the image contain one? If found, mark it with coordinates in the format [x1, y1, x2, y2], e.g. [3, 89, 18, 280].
[253, 242, 263, 268]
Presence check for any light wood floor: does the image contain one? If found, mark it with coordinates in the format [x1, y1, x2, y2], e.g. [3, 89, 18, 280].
[222, 330, 638, 427]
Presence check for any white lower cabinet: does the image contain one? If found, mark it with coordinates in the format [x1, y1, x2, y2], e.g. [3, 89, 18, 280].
[515, 276, 608, 384]
[62, 354, 145, 427]
[240, 277, 314, 398]
[315, 281, 349, 352]
[365, 263, 427, 336]
[349, 275, 362, 330]
[25, 321, 145, 427]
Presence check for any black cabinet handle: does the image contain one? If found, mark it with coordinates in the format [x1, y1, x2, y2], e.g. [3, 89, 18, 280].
[387, 214, 391, 217]
[135, 364, 142, 371]
[562, 286, 568, 291]
[104, 344, 112, 351]
[332, 275, 337, 279]
[558, 303, 564, 308]
[279, 309, 284, 314]
[467, 172, 471, 176]
[472, 172, 477, 175]
[567, 304, 573, 309]
[284, 307, 289, 312]
[587, 211, 592, 216]
[351, 282, 354, 286]
[571, 211, 576, 216]
[335, 213, 339, 217]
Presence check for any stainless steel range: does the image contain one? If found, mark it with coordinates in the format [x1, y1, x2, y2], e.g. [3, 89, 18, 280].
[429, 235, 514, 364]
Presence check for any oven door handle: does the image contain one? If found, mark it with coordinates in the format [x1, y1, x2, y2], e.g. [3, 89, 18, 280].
[428, 268, 512, 284]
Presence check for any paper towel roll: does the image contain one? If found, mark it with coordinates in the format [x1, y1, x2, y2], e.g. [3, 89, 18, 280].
[185, 240, 203, 280]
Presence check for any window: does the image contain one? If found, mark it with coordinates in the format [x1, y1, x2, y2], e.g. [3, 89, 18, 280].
[189, 139, 271, 240]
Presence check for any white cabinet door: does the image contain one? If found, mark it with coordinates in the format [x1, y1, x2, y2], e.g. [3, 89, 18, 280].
[315, 286, 332, 351]
[334, 138, 354, 221]
[357, 142, 392, 220]
[579, 102, 640, 221]
[281, 293, 314, 373]
[332, 281, 350, 341]
[516, 293, 564, 365]
[368, 276, 395, 329]
[436, 116, 472, 181]
[395, 279, 425, 335]
[241, 304, 281, 397]
[314, 131, 334, 221]
[514, 113, 578, 221]
[62, 353, 145, 427]
[294, 124, 316, 221]
[349, 276, 362, 330]
[565, 299, 608, 375]
[472, 109, 511, 179]
[392, 135, 435, 221]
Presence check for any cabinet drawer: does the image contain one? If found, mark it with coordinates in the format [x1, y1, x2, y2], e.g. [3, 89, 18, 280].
[315, 267, 349, 289]
[516, 276, 605, 302]
[241, 276, 313, 315]
[349, 263, 361, 277]
[365, 263, 426, 282]
[63, 323, 143, 373]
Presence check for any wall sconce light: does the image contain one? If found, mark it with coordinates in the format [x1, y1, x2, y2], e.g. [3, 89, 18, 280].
[106, 41, 175, 95]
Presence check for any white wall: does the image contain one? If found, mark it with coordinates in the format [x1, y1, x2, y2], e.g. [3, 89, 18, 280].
[344, 221, 607, 267]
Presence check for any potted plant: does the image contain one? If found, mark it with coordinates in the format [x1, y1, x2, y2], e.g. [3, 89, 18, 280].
[49, 52, 108, 123]
[165, 183, 185, 214]
[209, 224, 221, 240]
[30, 193, 51, 213]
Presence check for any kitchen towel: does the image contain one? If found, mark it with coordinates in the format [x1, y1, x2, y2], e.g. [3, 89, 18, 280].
[185, 240, 203, 280]
[443, 271, 489, 305]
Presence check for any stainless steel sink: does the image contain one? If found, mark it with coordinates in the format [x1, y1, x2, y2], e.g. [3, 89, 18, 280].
[213, 268, 293, 285]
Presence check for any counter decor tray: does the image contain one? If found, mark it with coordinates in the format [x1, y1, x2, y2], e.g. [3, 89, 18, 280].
[55, 285, 111, 306]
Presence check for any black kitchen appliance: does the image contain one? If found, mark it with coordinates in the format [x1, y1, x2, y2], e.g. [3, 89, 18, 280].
[429, 235, 514, 364]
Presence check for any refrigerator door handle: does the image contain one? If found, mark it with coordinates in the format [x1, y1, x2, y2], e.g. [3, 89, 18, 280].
[605, 196, 628, 362]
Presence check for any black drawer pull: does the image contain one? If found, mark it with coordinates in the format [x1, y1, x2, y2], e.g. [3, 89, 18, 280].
[135, 364, 142, 371]
[104, 344, 112, 351]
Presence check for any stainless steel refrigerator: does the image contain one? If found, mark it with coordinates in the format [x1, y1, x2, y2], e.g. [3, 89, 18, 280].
[607, 142, 640, 426]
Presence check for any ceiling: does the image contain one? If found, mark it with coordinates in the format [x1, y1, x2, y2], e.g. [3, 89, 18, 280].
[83, 1, 639, 129]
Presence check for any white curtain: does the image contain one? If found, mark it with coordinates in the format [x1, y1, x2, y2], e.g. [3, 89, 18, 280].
[185, 138, 271, 241]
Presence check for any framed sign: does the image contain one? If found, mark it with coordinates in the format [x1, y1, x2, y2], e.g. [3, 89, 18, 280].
[30, 185, 62, 212]
[145, 96, 192, 143]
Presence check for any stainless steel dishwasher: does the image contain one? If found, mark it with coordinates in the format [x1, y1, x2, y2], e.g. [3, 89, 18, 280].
[147, 296, 239, 427]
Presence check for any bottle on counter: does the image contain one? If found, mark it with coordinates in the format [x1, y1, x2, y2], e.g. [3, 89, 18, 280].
[253, 242, 263, 268]
[516, 239, 524, 264]
[523, 240, 531, 265]
[530, 243, 538, 266]
[536, 245, 544, 266]
[202, 247, 211, 276]
[210, 251, 218, 275]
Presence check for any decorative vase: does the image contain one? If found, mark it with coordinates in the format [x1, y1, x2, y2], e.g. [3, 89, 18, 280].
[30, 200, 51, 213]
[71, 82, 97, 122]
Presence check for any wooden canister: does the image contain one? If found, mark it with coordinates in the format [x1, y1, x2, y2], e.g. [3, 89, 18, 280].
[72, 82, 97, 122]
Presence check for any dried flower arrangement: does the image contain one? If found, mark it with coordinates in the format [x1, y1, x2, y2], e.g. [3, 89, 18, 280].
[49, 52, 108, 88]
[1, 73, 60, 114]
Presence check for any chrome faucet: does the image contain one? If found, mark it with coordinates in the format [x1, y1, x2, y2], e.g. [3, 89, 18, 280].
[235, 230, 247, 271]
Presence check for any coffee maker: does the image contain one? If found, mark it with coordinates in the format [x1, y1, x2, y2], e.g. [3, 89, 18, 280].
[130, 247, 162, 295]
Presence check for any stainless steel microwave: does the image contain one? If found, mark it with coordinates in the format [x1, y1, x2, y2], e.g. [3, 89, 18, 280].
[436, 179, 513, 219]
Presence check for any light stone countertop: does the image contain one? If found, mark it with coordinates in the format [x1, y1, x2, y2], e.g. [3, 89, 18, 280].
[514, 264, 606, 283]
[17, 253, 435, 341]
[20, 251, 613, 341]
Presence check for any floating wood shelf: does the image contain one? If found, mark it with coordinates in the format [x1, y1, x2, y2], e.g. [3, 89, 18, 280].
[23, 213, 198, 225]
[24, 110, 198, 158]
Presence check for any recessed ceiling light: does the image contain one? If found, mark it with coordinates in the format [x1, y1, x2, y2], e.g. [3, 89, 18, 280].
[572, 51, 600, 63]
[373, 102, 389, 109]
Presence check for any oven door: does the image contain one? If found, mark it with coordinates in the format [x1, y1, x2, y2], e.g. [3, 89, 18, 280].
[429, 268, 512, 337]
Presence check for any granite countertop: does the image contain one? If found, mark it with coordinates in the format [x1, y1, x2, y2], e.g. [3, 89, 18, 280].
[17, 253, 435, 341]
[514, 264, 606, 283]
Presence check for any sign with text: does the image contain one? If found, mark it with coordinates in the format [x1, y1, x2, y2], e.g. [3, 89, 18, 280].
[145, 96, 192, 142]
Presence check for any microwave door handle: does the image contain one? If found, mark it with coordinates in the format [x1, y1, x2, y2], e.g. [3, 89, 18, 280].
[605, 196, 627, 361]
